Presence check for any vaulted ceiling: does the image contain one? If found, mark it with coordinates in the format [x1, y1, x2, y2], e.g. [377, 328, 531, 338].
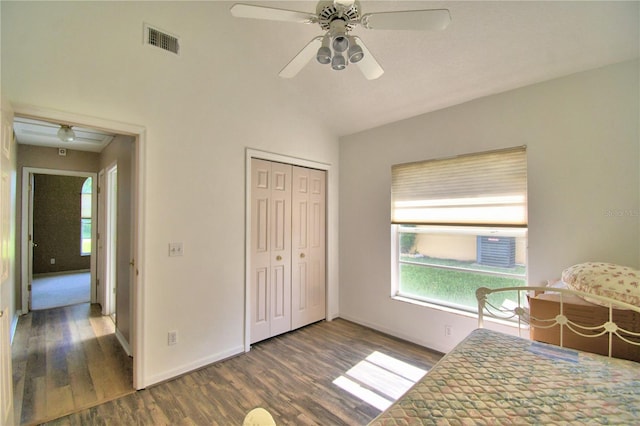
[229, 1, 638, 136]
[10, 1, 639, 148]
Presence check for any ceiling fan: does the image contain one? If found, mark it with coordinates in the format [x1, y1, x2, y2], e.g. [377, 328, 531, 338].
[230, 0, 451, 80]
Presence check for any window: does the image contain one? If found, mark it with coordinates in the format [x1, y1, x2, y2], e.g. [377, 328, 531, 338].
[391, 147, 527, 313]
[81, 177, 92, 256]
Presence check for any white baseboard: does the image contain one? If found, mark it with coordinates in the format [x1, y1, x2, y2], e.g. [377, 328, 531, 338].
[142, 345, 245, 389]
[115, 328, 132, 357]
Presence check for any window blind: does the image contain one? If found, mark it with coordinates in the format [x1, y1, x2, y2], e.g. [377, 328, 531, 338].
[391, 146, 527, 226]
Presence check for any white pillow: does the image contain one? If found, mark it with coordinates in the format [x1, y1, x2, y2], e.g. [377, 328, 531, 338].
[561, 262, 640, 307]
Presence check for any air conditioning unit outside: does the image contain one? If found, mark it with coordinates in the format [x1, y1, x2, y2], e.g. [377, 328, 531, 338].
[477, 236, 516, 268]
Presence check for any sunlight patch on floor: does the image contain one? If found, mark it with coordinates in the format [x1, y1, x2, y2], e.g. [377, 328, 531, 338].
[332, 351, 428, 411]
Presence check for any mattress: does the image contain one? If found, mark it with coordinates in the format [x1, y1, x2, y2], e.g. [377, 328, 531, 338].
[369, 328, 640, 425]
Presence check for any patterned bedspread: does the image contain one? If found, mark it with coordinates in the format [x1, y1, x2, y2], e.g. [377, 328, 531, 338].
[369, 328, 640, 425]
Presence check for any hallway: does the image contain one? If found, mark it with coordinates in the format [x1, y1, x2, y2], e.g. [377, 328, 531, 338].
[11, 303, 133, 425]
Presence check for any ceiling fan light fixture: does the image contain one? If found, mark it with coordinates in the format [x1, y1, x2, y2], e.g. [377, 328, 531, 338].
[347, 37, 364, 63]
[332, 34, 349, 53]
[317, 35, 332, 64]
[57, 124, 75, 142]
[316, 46, 331, 64]
[329, 18, 350, 53]
[331, 53, 346, 70]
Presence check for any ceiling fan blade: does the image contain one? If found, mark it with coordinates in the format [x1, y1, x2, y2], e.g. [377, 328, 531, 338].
[279, 37, 323, 79]
[230, 3, 317, 24]
[360, 9, 451, 31]
[352, 37, 384, 80]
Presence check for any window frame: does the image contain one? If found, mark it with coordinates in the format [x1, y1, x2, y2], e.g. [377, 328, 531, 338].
[80, 177, 92, 256]
[390, 146, 528, 313]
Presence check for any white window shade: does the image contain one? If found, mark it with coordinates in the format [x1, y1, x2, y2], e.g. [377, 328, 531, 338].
[391, 146, 527, 226]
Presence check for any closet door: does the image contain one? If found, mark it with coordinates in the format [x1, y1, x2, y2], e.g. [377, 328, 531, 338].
[291, 166, 326, 329]
[268, 162, 292, 337]
[250, 159, 292, 344]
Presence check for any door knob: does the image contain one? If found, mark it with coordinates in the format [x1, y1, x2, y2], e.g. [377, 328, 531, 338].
[276, 255, 282, 261]
[300, 253, 306, 258]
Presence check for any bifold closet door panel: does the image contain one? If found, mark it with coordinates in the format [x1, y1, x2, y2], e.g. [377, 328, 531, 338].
[307, 167, 326, 324]
[250, 159, 292, 344]
[268, 161, 292, 337]
[292, 166, 326, 330]
[250, 159, 272, 344]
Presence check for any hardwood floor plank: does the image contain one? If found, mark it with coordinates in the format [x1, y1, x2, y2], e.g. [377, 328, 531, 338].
[24, 376, 46, 424]
[12, 303, 133, 425]
[46, 385, 74, 420]
[68, 370, 96, 409]
[44, 318, 442, 425]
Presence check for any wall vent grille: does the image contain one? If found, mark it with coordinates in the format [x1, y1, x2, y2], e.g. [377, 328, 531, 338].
[145, 24, 180, 55]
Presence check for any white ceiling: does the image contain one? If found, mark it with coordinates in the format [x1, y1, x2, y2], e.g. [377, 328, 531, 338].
[229, 1, 639, 137]
[12, 1, 639, 148]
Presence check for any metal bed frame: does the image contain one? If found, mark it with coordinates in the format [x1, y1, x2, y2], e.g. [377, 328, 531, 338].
[476, 286, 640, 357]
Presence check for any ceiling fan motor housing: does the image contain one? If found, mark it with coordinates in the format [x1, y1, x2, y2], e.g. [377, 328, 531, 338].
[316, 0, 360, 31]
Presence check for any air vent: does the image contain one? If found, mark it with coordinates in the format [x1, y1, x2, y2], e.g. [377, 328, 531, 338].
[144, 24, 180, 55]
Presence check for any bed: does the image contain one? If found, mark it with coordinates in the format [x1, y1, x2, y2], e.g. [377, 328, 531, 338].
[369, 285, 640, 425]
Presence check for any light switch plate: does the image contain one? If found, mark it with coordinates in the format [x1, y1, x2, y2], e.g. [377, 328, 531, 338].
[169, 242, 184, 257]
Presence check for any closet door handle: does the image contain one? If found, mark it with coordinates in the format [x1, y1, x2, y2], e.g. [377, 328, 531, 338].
[276, 255, 282, 261]
[300, 253, 305, 258]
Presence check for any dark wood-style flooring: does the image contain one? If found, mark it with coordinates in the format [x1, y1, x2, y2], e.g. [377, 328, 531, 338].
[44, 318, 443, 425]
[12, 303, 134, 425]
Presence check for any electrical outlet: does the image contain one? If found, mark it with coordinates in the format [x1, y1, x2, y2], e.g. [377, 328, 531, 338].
[169, 242, 184, 257]
[444, 325, 452, 337]
[50, 258, 56, 265]
[168, 331, 178, 346]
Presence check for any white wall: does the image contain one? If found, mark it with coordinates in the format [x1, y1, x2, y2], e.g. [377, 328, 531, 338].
[100, 136, 135, 347]
[339, 60, 640, 353]
[1, 2, 339, 387]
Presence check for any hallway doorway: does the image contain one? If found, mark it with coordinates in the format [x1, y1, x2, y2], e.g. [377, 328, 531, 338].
[25, 171, 97, 312]
[13, 104, 145, 392]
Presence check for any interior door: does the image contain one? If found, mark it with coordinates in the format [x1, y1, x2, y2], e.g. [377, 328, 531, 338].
[250, 159, 292, 344]
[250, 159, 271, 343]
[105, 164, 118, 319]
[97, 170, 106, 311]
[291, 166, 326, 329]
[268, 162, 292, 337]
[26, 173, 34, 311]
[0, 103, 15, 426]
[306, 168, 326, 323]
